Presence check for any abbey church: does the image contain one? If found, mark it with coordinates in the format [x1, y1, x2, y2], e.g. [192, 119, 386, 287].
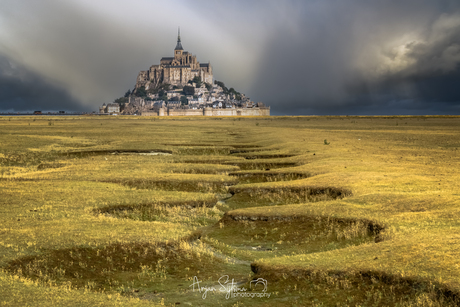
[135, 29, 213, 90]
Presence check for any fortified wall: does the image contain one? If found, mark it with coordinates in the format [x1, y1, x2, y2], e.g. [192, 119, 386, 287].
[142, 107, 270, 117]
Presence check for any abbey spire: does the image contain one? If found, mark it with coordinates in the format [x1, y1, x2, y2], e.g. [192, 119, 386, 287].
[175, 27, 183, 51]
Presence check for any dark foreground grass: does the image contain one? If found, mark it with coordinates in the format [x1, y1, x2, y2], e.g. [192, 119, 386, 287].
[246, 267, 460, 307]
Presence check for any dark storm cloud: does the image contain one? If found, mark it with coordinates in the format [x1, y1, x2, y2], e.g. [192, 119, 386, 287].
[251, 0, 460, 115]
[0, 55, 85, 112]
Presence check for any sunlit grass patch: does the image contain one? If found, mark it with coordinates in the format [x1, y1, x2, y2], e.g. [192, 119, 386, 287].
[0, 270, 155, 307]
[224, 185, 351, 210]
[240, 154, 297, 160]
[168, 163, 239, 175]
[36, 162, 66, 170]
[231, 144, 263, 149]
[175, 146, 231, 156]
[95, 201, 224, 227]
[229, 148, 274, 154]
[25, 155, 238, 187]
[107, 178, 238, 193]
[0, 179, 209, 265]
[62, 149, 173, 158]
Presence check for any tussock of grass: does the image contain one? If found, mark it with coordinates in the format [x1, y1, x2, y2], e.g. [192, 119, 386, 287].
[106, 178, 237, 193]
[162, 143, 227, 146]
[176, 147, 231, 156]
[228, 171, 311, 184]
[229, 148, 273, 154]
[230, 144, 263, 149]
[95, 201, 223, 227]
[64, 149, 173, 157]
[36, 162, 66, 170]
[226, 161, 299, 170]
[223, 185, 351, 210]
[241, 154, 297, 160]
[182, 158, 243, 164]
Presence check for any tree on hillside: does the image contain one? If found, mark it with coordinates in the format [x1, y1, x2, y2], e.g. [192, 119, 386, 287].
[135, 86, 147, 98]
[158, 89, 168, 101]
[114, 97, 128, 105]
[192, 76, 202, 88]
[214, 80, 229, 94]
[148, 83, 171, 95]
[213, 81, 242, 100]
[183, 85, 195, 96]
[229, 87, 242, 100]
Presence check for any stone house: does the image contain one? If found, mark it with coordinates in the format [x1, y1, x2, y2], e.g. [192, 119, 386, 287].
[167, 101, 181, 109]
[107, 103, 120, 113]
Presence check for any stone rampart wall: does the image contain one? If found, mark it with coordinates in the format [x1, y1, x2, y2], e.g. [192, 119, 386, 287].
[167, 109, 204, 116]
[141, 107, 270, 117]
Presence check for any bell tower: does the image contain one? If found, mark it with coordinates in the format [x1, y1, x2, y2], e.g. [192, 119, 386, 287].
[174, 27, 183, 58]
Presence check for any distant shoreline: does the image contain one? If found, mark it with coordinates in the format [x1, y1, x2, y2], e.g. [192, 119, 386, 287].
[1, 114, 460, 118]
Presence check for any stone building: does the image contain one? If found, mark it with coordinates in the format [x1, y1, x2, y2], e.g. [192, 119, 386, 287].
[100, 103, 121, 114]
[99, 103, 106, 114]
[135, 29, 213, 90]
[106, 103, 120, 114]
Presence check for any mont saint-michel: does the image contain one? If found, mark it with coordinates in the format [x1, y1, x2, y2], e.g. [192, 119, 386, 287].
[99, 30, 270, 116]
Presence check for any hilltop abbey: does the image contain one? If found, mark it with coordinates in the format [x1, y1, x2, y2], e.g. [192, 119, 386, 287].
[135, 29, 213, 89]
[100, 29, 269, 116]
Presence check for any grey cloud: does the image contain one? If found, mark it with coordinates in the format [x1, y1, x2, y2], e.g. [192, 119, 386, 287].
[0, 54, 85, 112]
[0, 0, 180, 110]
[252, 1, 460, 115]
[397, 13, 460, 76]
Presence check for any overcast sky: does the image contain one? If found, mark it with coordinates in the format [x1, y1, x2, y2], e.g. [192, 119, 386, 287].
[1, 0, 460, 115]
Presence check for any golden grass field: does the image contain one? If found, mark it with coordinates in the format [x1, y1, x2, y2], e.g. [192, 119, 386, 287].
[0, 115, 459, 306]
